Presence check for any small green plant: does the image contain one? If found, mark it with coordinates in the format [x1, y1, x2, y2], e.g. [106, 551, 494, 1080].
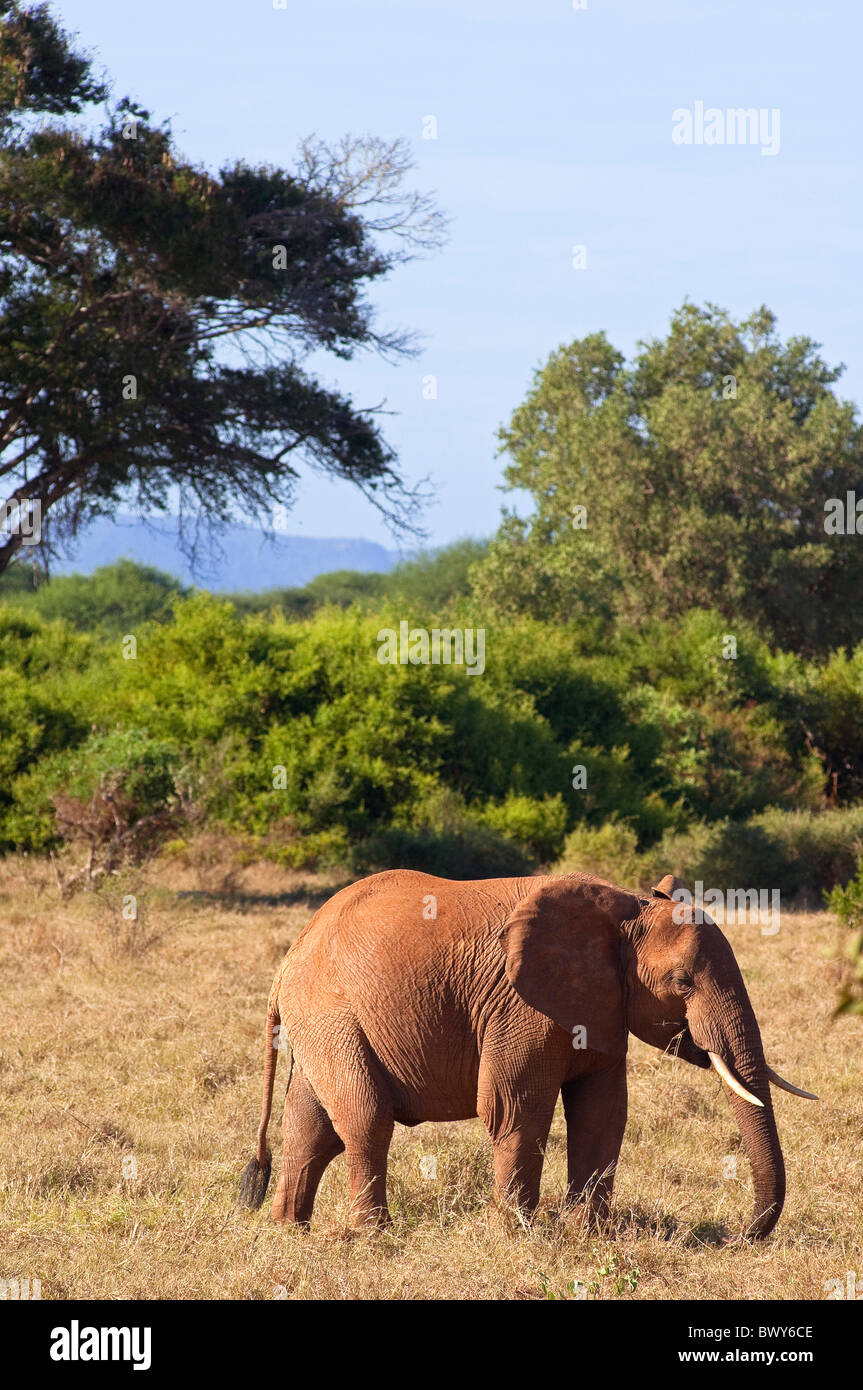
[538, 1275, 586, 1301]
[587, 1248, 640, 1297]
[826, 856, 863, 1017]
[539, 1246, 640, 1301]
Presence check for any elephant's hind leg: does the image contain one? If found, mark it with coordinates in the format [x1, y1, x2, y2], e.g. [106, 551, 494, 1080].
[339, 1078, 394, 1229]
[319, 1038, 394, 1228]
[343, 1134, 393, 1228]
[270, 1065, 344, 1225]
[294, 1024, 395, 1228]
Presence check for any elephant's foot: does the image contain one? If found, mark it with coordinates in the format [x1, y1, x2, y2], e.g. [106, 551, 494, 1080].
[348, 1201, 392, 1231]
[558, 1202, 592, 1235]
[315, 1214, 390, 1242]
[269, 1203, 311, 1229]
[559, 1196, 612, 1235]
[269, 1184, 312, 1227]
[270, 1149, 341, 1225]
[486, 1187, 540, 1235]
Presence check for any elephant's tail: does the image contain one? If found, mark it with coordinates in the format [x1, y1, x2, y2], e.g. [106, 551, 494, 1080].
[238, 993, 282, 1210]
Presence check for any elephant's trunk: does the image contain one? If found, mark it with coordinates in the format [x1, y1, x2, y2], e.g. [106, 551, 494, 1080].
[690, 980, 785, 1240]
[723, 1069, 785, 1239]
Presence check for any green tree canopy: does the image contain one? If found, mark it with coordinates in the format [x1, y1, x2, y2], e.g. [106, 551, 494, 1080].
[0, 1, 444, 574]
[472, 303, 863, 655]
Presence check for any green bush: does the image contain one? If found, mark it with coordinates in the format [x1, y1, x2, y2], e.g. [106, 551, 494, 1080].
[826, 857, 863, 1016]
[554, 820, 648, 888]
[1, 576, 863, 885]
[801, 646, 863, 803]
[0, 559, 186, 633]
[475, 793, 567, 864]
[693, 807, 863, 900]
[555, 806, 863, 901]
[353, 788, 530, 879]
[5, 727, 181, 854]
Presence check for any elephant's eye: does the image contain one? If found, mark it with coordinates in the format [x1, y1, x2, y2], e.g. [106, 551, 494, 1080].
[671, 970, 694, 997]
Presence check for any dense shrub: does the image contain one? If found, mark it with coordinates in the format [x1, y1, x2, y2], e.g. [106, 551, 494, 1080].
[800, 646, 863, 803]
[353, 789, 531, 879]
[475, 793, 567, 864]
[673, 806, 863, 899]
[5, 727, 182, 856]
[555, 806, 863, 901]
[553, 820, 648, 888]
[1, 574, 861, 881]
[0, 560, 186, 633]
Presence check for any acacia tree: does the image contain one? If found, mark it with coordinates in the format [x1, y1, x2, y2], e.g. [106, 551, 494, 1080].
[472, 303, 863, 656]
[0, 2, 444, 574]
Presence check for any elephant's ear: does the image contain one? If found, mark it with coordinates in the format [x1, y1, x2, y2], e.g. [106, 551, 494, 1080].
[651, 873, 689, 901]
[500, 876, 638, 1057]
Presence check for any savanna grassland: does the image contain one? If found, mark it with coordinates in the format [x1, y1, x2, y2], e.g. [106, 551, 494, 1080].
[1, 853, 859, 1302]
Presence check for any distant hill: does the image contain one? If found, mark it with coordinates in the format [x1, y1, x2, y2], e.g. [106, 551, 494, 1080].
[49, 515, 398, 590]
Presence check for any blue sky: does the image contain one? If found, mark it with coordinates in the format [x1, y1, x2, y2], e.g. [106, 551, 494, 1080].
[58, 0, 861, 550]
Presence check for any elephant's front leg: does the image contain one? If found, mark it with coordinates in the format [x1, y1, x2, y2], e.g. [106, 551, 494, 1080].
[484, 1100, 558, 1217]
[561, 1058, 628, 1227]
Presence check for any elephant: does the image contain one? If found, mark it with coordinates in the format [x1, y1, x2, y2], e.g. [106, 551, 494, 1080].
[239, 869, 815, 1237]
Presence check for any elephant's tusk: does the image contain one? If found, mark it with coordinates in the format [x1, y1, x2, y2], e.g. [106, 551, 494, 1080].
[766, 1065, 818, 1101]
[708, 1052, 764, 1108]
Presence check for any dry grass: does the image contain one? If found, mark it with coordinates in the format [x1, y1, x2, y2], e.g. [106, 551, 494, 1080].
[0, 852, 860, 1301]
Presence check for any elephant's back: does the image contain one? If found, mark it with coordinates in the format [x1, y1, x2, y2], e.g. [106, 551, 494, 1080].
[277, 871, 528, 1035]
[290, 869, 526, 964]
